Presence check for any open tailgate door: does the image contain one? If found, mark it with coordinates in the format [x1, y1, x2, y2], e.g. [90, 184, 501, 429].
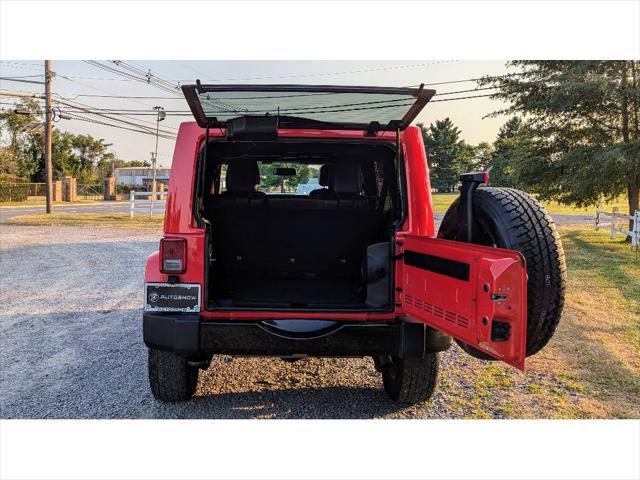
[401, 236, 527, 370]
[181, 83, 435, 131]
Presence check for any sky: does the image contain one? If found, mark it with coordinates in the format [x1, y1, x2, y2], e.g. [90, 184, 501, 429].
[0, 60, 513, 166]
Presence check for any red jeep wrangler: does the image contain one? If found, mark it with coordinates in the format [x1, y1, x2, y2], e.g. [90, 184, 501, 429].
[143, 83, 566, 404]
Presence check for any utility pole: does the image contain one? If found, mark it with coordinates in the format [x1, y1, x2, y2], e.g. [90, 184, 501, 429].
[44, 60, 53, 214]
[151, 106, 165, 213]
[149, 151, 156, 215]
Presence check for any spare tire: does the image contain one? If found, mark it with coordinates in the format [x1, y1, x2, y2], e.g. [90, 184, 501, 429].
[438, 187, 566, 358]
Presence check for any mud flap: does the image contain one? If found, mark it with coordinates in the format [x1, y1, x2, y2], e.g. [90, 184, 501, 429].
[400, 236, 527, 370]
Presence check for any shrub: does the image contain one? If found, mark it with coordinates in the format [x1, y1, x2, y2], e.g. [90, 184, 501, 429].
[0, 183, 30, 202]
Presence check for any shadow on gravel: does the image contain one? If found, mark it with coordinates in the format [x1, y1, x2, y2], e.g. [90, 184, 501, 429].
[1, 304, 410, 419]
[153, 386, 408, 419]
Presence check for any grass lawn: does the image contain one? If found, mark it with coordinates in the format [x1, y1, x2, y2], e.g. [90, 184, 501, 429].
[437, 226, 639, 418]
[0, 200, 98, 207]
[4, 213, 164, 229]
[431, 192, 630, 216]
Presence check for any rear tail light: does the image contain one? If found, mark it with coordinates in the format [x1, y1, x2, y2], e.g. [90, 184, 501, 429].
[160, 238, 186, 273]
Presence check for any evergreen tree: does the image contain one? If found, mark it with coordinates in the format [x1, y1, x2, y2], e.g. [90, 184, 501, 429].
[485, 117, 533, 188]
[420, 118, 476, 192]
[481, 61, 640, 224]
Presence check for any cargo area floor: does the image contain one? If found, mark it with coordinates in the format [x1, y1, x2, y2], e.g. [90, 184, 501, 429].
[212, 279, 365, 308]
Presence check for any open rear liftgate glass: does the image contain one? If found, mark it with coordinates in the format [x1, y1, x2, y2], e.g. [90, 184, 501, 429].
[181, 82, 528, 369]
[181, 82, 436, 131]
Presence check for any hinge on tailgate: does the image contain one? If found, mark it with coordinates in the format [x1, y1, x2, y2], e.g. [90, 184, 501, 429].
[365, 121, 381, 137]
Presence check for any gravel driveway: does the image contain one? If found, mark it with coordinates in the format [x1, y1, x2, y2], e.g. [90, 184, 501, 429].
[0, 224, 578, 419]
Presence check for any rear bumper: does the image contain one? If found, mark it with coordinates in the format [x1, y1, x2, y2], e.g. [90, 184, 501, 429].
[143, 313, 451, 358]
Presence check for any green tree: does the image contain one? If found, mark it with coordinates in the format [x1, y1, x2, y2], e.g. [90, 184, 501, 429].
[259, 162, 311, 192]
[480, 61, 640, 224]
[68, 134, 115, 183]
[483, 116, 534, 188]
[419, 118, 476, 192]
[0, 102, 116, 183]
[474, 141, 494, 172]
[0, 99, 43, 180]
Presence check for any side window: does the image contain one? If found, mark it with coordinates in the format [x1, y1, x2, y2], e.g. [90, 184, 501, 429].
[373, 159, 394, 211]
[218, 164, 228, 193]
[373, 161, 384, 196]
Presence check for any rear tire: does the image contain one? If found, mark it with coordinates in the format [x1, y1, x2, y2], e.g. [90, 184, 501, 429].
[438, 187, 567, 358]
[381, 354, 439, 405]
[148, 348, 199, 402]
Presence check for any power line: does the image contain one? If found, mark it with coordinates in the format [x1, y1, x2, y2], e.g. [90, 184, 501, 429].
[56, 100, 179, 136]
[172, 60, 460, 82]
[64, 112, 176, 139]
[434, 86, 496, 96]
[52, 88, 499, 117]
[0, 74, 43, 79]
[84, 60, 183, 96]
[0, 89, 179, 136]
[175, 61, 218, 82]
[57, 93, 186, 100]
[2, 85, 498, 136]
[57, 74, 155, 108]
[54, 93, 179, 134]
[0, 61, 42, 67]
[94, 61, 243, 112]
[0, 77, 45, 85]
[408, 72, 526, 88]
[431, 93, 494, 103]
[41, 84, 498, 103]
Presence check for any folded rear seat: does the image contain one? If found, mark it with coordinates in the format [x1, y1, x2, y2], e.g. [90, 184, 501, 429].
[208, 158, 268, 280]
[208, 159, 383, 287]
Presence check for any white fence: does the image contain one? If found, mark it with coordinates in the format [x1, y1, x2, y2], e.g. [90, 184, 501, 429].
[129, 191, 167, 217]
[595, 206, 639, 248]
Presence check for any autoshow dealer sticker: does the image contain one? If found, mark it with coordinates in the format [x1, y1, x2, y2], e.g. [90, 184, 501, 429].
[144, 283, 201, 313]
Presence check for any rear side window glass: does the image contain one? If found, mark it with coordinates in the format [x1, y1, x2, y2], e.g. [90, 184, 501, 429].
[218, 162, 324, 195]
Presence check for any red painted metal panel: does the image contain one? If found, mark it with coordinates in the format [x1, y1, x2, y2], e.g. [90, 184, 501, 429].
[399, 126, 435, 237]
[401, 236, 527, 370]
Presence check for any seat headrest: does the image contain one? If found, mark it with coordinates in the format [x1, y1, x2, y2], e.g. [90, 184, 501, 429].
[318, 165, 331, 187]
[331, 162, 362, 195]
[226, 158, 260, 193]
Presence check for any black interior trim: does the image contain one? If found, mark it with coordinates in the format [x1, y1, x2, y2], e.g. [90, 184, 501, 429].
[198, 138, 400, 313]
[404, 251, 470, 282]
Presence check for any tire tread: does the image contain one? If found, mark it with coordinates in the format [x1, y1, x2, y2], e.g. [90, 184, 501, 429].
[383, 354, 439, 405]
[438, 187, 567, 357]
[148, 348, 198, 402]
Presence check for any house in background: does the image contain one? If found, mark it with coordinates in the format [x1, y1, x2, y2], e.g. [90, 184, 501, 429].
[114, 167, 171, 188]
